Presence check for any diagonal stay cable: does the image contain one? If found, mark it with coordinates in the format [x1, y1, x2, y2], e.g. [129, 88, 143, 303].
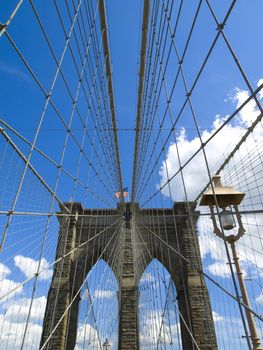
[133, 219, 201, 349]
[141, 83, 263, 207]
[0, 217, 122, 302]
[0, 1, 84, 250]
[136, 219, 263, 322]
[0, 127, 69, 213]
[3, 27, 117, 206]
[39, 220, 121, 350]
[0, 0, 24, 37]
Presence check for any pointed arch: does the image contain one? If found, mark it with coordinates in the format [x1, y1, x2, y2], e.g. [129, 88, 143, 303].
[75, 259, 119, 350]
[138, 259, 182, 350]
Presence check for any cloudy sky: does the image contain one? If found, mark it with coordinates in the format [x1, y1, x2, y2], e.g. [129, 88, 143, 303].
[0, 0, 263, 349]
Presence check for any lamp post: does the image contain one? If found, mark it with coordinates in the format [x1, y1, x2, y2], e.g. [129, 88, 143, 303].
[103, 338, 111, 350]
[200, 175, 262, 350]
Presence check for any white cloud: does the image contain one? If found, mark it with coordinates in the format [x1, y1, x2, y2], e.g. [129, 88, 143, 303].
[0, 61, 30, 83]
[14, 255, 53, 280]
[158, 80, 263, 201]
[139, 308, 181, 349]
[0, 278, 23, 301]
[212, 311, 224, 322]
[4, 296, 46, 323]
[140, 272, 155, 284]
[257, 79, 263, 99]
[0, 316, 42, 350]
[0, 263, 11, 278]
[75, 323, 100, 349]
[0, 296, 46, 349]
[0, 295, 117, 350]
[198, 213, 263, 279]
[0, 263, 23, 301]
[207, 261, 231, 278]
[93, 289, 115, 299]
[159, 121, 245, 201]
[256, 290, 263, 305]
[158, 79, 263, 282]
[81, 288, 116, 300]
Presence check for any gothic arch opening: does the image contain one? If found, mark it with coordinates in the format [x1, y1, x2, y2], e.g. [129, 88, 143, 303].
[74, 259, 119, 350]
[138, 259, 182, 350]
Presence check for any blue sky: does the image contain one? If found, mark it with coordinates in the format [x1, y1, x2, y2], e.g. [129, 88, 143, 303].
[0, 0, 144, 199]
[1, 1, 263, 349]
[1, 0, 263, 198]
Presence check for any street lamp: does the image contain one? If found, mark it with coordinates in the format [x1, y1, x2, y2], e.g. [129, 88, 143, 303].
[200, 175, 262, 350]
[103, 338, 111, 350]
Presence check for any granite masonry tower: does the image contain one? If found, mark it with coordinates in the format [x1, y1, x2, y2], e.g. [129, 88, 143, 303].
[40, 202, 217, 350]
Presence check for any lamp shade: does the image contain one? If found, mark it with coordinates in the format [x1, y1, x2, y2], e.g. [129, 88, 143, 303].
[200, 175, 245, 207]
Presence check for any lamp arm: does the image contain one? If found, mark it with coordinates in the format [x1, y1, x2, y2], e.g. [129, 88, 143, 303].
[209, 204, 224, 239]
[233, 204, 246, 241]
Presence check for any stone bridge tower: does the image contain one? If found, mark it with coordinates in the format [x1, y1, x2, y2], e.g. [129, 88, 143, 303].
[40, 202, 217, 350]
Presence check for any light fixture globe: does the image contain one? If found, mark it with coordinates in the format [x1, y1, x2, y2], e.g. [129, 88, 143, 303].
[219, 207, 235, 230]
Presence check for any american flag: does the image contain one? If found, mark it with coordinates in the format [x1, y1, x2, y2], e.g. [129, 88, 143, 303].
[115, 187, 129, 199]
